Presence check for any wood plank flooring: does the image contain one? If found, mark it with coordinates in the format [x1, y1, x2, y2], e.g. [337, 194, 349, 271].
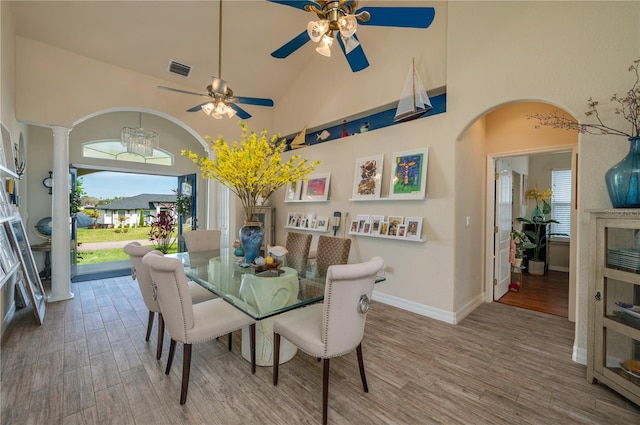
[2, 274, 639, 424]
[498, 270, 569, 317]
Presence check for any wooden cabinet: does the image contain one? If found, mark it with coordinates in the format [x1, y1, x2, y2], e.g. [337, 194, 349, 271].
[588, 210, 640, 405]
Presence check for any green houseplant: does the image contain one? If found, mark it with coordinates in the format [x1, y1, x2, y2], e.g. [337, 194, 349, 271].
[516, 186, 565, 275]
[511, 228, 536, 266]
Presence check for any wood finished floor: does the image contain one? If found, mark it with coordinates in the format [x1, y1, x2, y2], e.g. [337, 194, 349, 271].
[2, 275, 640, 425]
[498, 270, 569, 317]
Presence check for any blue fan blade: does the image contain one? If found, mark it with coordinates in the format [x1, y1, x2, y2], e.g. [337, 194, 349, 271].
[271, 30, 311, 58]
[230, 103, 252, 120]
[235, 97, 275, 107]
[337, 34, 369, 73]
[357, 7, 435, 28]
[267, 0, 320, 11]
[186, 102, 210, 112]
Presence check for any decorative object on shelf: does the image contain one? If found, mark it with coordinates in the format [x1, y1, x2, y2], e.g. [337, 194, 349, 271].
[158, 0, 273, 120]
[301, 173, 331, 201]
[404, 217, 423, 240]
[121, 112, 159, 157]
[42, 171, 53, 195]
[389, 148, 429, 199]
[284, 180, 302, 202]
[183, 122, 319, 263]
[528, 58, 640, 208]
[332, 211, 341, 236]
[394, 58, 432, 123]
[342, 120, 348, 137]
[148, 207, 177, 254]
[269, 0, 435, 72]
[34, 217, 52, 242]
[352, 154, 383, 199]
[288, 126, 307, 150]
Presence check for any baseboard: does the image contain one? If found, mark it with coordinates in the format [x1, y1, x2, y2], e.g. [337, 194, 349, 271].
[372, 291, 484, 324]
[549, 265, 570, 272]
[573, 345, 587, 365]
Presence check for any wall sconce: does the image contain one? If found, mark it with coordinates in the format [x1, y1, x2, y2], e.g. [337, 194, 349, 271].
[42, 171, 53, 195]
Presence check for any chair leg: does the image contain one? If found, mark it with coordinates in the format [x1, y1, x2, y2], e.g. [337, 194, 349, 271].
[180, 343, 192, 405]
[156, 313, 164, 360]
[273, 332, 281, 385]
[322, 358, 330, 425]
[228, 333, 233, 351]
[250, 324, 256, 374]
[166, 339, 176, 375]
[356, 343, 368, 393]
[145, 311, 154, 341]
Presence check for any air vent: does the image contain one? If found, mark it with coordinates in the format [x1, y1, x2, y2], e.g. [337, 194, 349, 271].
[167, 60, 191, 77]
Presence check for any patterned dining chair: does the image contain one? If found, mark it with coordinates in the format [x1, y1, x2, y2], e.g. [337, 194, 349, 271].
[273, 256, 384, 425]
[124, 241, 215, 360]
[182, 229, 222, 252]
[284, 231, 312, 276]
[315, 235, 351, 278]
[143, 252, 256, 405]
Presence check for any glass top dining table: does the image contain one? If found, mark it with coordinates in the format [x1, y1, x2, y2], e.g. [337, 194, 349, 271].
[170, 249, 385, 321]
[170, 249, 330, 320]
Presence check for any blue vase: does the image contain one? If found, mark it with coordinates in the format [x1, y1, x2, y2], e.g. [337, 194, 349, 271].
[605, 137, 640, 208]
[239, 222, 264, 265]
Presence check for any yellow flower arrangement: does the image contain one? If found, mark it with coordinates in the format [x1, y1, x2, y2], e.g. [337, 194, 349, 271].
[525, 186, 552, 220]
[182, 122, 320, 222]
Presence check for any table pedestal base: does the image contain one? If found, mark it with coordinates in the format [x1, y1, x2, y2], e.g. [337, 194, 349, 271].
[242, 320, 297, 366]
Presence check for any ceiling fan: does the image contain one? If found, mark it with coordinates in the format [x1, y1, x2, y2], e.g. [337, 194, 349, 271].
[158, 1, 274, 119]
[269, 0, 435, 72]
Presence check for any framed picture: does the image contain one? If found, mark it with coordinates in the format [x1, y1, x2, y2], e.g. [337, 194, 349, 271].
[352, 154, 384, 199]
[379, 221, 389, 235]
[404, 217, 423, 240]
[287, 212, 296, 227]
[0, 123, 10, 169]
[349, 219, 359, 233]
[284, 180, 302, 202]
[387, 216, 403, 237]
[317, 216, 329, 232]
[363, 222, 371, 234]
[5, 217, 46, 325]
[397, 225, 407, 238]
[389, 148, 429, 200]
[301, 173, 331, 201]
[370, 215, 384, 235]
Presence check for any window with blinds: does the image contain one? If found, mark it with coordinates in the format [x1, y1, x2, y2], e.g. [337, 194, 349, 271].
[551, 169, 571, 238]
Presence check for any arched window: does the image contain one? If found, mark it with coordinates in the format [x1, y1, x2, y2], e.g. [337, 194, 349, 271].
[82, 139, 173, 165]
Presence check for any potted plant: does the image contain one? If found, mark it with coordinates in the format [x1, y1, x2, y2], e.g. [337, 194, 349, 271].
[182, 122, 320, 264]
[517, 186, 566, 275]
[511, 228, 535, 268]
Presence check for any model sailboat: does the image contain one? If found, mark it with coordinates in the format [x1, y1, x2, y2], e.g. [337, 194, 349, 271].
[394, 59, 432, 123]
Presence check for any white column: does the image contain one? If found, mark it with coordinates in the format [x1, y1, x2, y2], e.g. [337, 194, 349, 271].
[49, 126, 74, 302]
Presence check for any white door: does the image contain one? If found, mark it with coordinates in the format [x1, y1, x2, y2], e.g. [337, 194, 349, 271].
[494, 159, 513, 300]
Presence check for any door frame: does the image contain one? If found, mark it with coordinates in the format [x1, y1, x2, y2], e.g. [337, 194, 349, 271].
[484, 145, 578, 321]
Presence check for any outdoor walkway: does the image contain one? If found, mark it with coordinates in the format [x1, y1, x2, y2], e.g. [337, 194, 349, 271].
[77, 239, 153, 252]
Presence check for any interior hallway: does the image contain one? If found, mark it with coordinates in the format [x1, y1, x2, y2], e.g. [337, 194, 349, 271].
[498, 270, 569, 317]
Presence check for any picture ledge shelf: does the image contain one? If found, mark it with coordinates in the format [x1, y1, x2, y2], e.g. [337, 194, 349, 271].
[284, 199, 330, 203]
[349, 231, 426, 243]
[284, 225, 328, 233]
[348, 197, 426, 202]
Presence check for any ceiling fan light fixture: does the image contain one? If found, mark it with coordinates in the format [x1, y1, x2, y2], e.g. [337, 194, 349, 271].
[307, 20, 329, 42]
[338, 15, 357, 38]
[341, 34, 360, 54]
[202, 102, 215, 115]
[316, 34, 333, 57]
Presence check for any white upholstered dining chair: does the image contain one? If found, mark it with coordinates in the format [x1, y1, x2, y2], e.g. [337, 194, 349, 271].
[123, 241, 215, 360]
[143, 252, 256, 405]
[182, 229, 222, 252]
[272, 256, 384, 425]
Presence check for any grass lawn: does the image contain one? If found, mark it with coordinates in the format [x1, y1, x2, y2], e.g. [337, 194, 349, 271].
[76, 226, 178, 265]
